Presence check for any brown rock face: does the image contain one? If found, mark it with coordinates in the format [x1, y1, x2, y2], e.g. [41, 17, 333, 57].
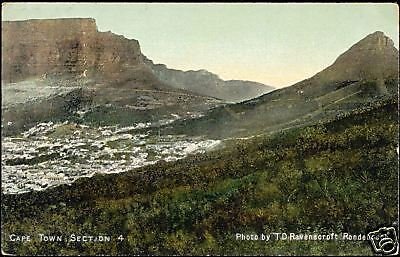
[2, 18, 274, 102]
[2, 18, 143, 82]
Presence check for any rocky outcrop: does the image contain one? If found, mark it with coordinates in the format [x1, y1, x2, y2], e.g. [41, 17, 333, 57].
[145, 58, 274, 102]
[2, 18, 144, 82]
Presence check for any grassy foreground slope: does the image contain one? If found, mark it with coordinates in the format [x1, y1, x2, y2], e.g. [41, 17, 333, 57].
[1, 98, 398, 255]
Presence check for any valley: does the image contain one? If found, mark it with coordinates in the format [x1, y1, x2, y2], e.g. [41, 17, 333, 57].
[1, 16, 398, 256]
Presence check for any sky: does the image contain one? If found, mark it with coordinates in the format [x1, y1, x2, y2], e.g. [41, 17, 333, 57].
[2, 3, 399, 88]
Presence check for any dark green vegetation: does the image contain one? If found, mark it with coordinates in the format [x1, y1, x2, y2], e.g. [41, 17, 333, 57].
[75, 105, 159, 126]
[2, 98, 398, 255]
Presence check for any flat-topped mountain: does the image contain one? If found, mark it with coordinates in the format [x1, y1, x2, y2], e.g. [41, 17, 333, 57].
[1, 18, 225, 134]
[2, 18, 272, 102]
[1, 18, 164, 90]
[2, 19, 138, 79]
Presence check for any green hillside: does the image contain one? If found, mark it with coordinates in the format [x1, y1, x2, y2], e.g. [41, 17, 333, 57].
[2, 98, 398, 255]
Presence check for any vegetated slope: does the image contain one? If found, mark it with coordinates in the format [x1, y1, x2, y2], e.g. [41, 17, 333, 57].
[163, 31, 399, 139]
[145, 58, 274, 102]
[2, 97, 398, 255]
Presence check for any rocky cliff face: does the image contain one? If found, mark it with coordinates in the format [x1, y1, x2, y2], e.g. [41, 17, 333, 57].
[1, 18, 225, 134]
[2, 18, 272, 103]
[145, 58, 274, 102]
[2, 18, 144, 82]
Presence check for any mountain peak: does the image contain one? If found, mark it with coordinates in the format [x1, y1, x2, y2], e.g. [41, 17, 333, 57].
[313, 31, 398, 83]
[352, 31, 395, 50]
[367, 31, 387, 39]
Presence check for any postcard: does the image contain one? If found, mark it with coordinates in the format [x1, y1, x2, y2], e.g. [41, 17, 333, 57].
[1, 3, 399, 256]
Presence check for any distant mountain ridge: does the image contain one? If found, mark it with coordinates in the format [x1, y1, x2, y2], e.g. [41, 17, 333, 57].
[145, 58, 274, 102]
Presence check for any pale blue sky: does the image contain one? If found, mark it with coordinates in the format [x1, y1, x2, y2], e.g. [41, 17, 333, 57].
[2, 3, 398, 88]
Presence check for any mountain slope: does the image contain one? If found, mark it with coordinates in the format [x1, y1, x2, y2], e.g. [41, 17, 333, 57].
[145, 58, 274, 102]
[314, 31, 398, 82]
[2, 97, 397, 255]
[164, 31, 399, 138]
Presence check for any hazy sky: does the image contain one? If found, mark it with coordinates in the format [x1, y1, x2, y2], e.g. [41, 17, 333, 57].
[2, 3, 398, 88]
